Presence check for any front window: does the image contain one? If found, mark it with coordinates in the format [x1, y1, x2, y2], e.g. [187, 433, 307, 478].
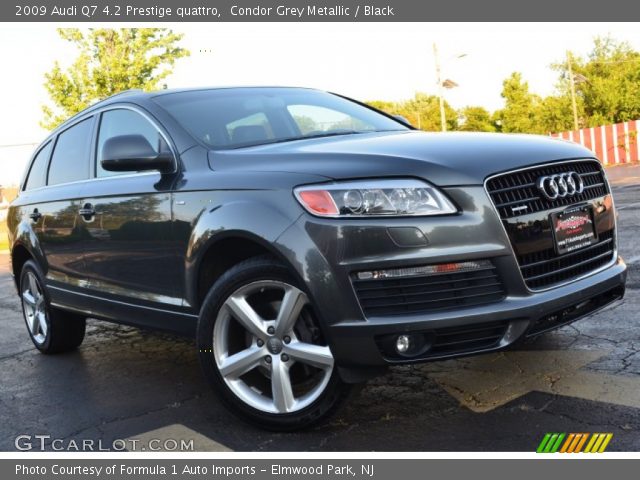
[153, 88, 408, 149]
[96, 109, 165, 178]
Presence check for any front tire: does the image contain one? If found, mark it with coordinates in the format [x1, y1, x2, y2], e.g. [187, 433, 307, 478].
[197, 256, 350, 431]
[20, 260, 86, 354]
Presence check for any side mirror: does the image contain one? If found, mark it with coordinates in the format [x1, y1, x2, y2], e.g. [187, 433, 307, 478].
[100, 134, 175, 173]
[392, 115, 413, 127]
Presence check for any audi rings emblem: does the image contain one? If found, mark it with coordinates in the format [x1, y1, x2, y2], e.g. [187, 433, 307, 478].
[537, 172, 584, 200]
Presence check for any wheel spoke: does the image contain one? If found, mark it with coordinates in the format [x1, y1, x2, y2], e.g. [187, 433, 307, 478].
[225, 296, 266, 338]
[285, 342, 334, 369]
[218, 346, 264, 379]
[22, 291, 37, 308]
[275, 286, 307, 337]
[271, 357, 295, 413]
[28, 273, 39, 298]
[37, 312, 48, 337]
[25, 310, 36, 333]
[31, 310, 41, 336]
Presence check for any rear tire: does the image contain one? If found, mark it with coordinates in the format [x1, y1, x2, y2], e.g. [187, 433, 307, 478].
[19, 260, 86, 354]
[197, 255, 351, 431]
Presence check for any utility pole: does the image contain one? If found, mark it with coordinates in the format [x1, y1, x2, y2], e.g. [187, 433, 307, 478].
[433, 43, 447, 132]
[567, 50, 579, 131]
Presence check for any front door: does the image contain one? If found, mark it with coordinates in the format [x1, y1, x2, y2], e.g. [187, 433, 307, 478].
[80, 108, 181, 310]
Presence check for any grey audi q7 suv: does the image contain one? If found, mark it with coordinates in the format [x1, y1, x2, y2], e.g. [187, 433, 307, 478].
[7, 87, 627, 430]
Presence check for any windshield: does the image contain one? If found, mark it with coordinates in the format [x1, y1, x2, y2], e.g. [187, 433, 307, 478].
[153, 88, 409, 149]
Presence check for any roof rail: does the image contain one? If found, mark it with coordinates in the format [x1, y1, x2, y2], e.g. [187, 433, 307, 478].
[52, 89, 146, 131]
[97, 89, 145, 103]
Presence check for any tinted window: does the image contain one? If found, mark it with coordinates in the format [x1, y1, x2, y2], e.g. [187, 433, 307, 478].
[97, 109, 164, 178]
[24, 141, 52, 190]
[226, 112, 274, 144]
[288, 104, 372, 135]
[48, 118, 92, 186]
[153, 88, 407, 149]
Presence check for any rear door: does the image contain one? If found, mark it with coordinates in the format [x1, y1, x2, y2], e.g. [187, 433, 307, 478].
[79, 107, 182, 310]
[22, 117, 94, 291]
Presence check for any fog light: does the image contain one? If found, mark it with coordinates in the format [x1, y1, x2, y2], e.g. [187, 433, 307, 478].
[396, 335, 411, 354]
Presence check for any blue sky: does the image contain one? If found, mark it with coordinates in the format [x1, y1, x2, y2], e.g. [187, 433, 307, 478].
[1, 22, 639, 186]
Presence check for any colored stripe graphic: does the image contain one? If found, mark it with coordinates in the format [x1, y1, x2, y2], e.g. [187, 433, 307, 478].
[537, 433, 565, 453]
[574, 433, 590, 453]
[538, 433, 613, 453]
[537, 433, 552, 453]
[597, 434, 613, 453]
[584, 433, 598, 452]
[585, 433, 613, 453]
[559, 433, 575, 453]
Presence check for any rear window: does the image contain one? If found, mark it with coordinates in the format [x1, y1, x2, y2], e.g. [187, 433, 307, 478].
[24, 141, 52, 190]
[153, 88, 407, 149]
[48, 118, 93, 186]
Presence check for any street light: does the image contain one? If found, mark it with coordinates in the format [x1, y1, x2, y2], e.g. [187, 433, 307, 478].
[433, 43, 467, 132]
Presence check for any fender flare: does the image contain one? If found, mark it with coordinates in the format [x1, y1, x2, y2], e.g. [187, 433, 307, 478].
[184, 200, 302, 309]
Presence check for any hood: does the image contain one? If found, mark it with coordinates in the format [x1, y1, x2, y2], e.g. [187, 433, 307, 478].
[208, 131, 596, 186]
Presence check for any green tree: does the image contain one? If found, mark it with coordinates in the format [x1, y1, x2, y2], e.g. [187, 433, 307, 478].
[494, 72, 545, 134]
[458, 106, 496, 132]
[537, 94, 575, 133]
[558, 36, 640, 126]
[368, 93, 457, 131]
[42, 28, 190, 130]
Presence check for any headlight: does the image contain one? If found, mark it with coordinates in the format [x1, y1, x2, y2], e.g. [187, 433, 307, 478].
[294, 179, 457, 217]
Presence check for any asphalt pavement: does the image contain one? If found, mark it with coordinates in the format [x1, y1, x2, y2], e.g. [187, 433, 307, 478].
[1, 168, 638, 452]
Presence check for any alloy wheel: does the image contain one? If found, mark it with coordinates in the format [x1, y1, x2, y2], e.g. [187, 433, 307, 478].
[213, 280, 334, 414]
[21, 271, 48, 345]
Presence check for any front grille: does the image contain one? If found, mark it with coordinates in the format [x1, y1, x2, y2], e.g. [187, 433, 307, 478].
[519, 229, 614, 290]
[486, 160, 615, 290]
[353, 264, 505, 317]
[486, 160, 608, 219]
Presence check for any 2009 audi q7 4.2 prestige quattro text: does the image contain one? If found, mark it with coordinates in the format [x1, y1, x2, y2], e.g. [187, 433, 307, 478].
[8, 87, 627, 430]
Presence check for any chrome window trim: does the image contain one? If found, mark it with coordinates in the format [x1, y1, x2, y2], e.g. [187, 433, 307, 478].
[22, 139, 53, 192]
[23, 103, 179, 192]
[483, 158, 618, 294]
[94, 104, 179, 178]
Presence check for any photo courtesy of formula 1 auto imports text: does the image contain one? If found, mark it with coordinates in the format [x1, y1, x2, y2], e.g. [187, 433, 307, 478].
[0, 0, 639, 478]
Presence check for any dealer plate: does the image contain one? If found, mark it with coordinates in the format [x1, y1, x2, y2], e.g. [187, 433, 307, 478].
[550, 205, 598, 255]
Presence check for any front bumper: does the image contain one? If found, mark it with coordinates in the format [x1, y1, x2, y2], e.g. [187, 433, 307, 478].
[327, 256, 625, 368]
[274, 185, 627, 373]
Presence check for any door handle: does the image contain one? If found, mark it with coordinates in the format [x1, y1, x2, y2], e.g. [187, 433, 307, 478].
[29, 209, 42, 222]
[79, 203, 96, 220]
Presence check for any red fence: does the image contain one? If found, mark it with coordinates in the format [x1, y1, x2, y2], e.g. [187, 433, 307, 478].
[551, 120, 640, 166]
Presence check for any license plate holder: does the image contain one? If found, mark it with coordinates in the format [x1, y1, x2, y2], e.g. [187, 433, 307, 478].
[550, 205, 598, 255]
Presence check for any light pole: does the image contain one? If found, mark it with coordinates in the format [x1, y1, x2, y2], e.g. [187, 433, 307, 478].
[433, 43, 466, 132]
[567, 51, 579, 131]
[433, 43, 446, 132]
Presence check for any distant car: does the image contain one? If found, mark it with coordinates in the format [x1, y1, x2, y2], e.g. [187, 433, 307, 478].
[7, 87, 627, 430]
